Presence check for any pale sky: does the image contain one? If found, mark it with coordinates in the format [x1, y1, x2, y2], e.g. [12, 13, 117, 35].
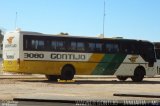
[0, 0, 160, 42]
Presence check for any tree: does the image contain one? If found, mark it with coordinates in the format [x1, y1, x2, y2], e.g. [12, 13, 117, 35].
[0, 29, 4, 43]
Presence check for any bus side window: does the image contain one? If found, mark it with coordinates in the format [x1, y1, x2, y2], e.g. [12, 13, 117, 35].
[106, 43, 112, 53]
[57, 41, 65, 51]
[113, 44, 119, 53]
[77, 42, 85, 52]
[38, 40, 44, 50]
[88, 43, 95, 52]
[70, 42, 76, 51]
[45, 40, 51, 51]
[106, 43, 119, 53]
[131, 43, 139, 54]
[120, 43, 133, 54]
[95, 43, 102, 52]
[24, 39, 28, 50]
[51, 41, 56, 51]
[31, 40, 38, 50]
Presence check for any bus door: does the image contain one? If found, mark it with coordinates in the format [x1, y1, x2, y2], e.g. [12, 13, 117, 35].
[138, 41, 157, 76]
[140, 42, 156, 67]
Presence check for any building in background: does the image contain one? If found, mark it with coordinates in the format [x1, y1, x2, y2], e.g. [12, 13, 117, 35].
[0, 30, 3, 58]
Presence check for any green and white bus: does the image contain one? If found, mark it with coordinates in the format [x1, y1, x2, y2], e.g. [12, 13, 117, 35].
[2, 30, 158, 82]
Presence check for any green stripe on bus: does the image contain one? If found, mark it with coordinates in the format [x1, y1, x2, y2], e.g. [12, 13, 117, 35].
[92, 54, 126, 75]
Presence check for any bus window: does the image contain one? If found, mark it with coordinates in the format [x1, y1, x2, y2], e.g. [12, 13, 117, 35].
[113, 44, 119, 52]
[95, 43, 102, 52]
[57, 41, 66, 51]
[38, 40, 44, 50]
[23, 35, 32, 50]
[51, 41, 56, 51]
[70, 42, 76, 51]
[106, 43, 119, 53]
[121, 44, 129, 53]
[130, 44, 139, 54]
[120, 43, 134, 54]
[31, 40, 38, 50]
[77, 42, 85, 52]
[45, 40, 51, 51]
[88, 43, 95, 52]
[24, 39, 28, 50]
[30, 39, 45, 51]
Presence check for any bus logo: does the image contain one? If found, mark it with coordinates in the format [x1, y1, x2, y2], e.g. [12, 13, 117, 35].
[128, 56, 138, 63]
[5, 36, 17, 48]
[7, 37, 14, 44]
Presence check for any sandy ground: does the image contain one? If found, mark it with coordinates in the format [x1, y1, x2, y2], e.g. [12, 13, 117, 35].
[0, 76, 159, 102]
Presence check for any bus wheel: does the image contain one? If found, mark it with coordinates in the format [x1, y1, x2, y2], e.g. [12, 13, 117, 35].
[45, 75, 60, 81]
[131, 67, 145, 82]
[116, 76, 128, 81]
[60, 65, 75, 80]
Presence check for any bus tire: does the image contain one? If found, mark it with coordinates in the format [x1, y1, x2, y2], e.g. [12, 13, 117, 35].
[60, 65, 75, 80]
[131, 67, 145, 82]
[117, 76, 128, 81]
[45, 75, 60, 81]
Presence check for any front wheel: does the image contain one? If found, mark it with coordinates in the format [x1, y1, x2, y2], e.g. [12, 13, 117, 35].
[131, 67, 145, 82]
[60, 66, 75, 80]
[117, 76, 128, 81]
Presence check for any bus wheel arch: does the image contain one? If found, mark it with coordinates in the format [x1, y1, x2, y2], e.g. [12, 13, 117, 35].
[116, 76, 128, 81]
[131, 66, 146, 82]
[60, 64, 75, 80]
[45, 75, 60, 81]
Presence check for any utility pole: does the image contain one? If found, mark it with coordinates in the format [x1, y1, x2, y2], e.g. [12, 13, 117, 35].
[102, 0, 106, 38]
[15, 12, 18, 29]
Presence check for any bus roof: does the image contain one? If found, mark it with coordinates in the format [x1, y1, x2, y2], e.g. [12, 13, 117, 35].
[8, 30, 151, 43]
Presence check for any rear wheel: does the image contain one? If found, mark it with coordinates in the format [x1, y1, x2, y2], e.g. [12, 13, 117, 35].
[117, 76, 128, 81]
[131, 67, 145, 82]
[45, 75, 60, 81]
[60, 65, 75, 80]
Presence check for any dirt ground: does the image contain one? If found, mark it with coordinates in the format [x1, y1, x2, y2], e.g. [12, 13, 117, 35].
[0, 75, 159, 102]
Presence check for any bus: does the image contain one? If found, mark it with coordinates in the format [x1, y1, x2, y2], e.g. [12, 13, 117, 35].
[2, 30, 158, 82]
